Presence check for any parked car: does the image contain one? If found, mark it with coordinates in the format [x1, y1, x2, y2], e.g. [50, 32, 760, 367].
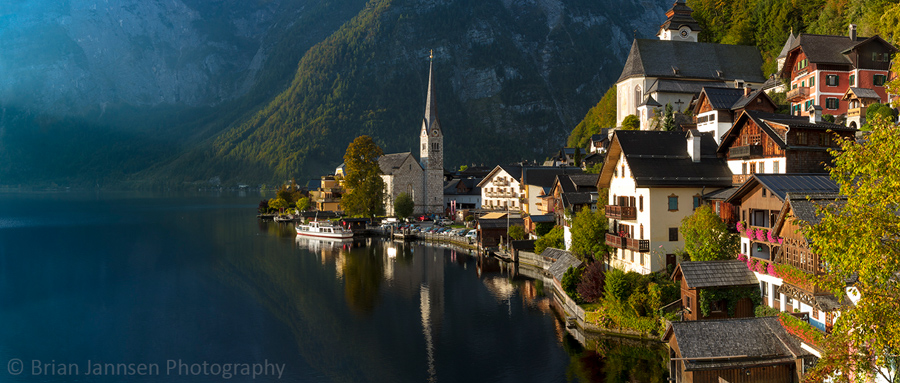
[465, 230, 477, 239]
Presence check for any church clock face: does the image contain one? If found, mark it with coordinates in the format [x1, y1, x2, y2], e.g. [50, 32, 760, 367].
[679, 27, 690, 38]
[431, 129, 439, 137]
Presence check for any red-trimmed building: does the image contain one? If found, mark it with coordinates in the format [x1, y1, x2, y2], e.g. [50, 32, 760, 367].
[779, 25, 897, 118]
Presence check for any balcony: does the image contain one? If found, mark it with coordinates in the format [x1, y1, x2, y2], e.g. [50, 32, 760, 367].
[626, 237, 650, 252]
[729, 144, 763, 159]
[605, 233, 626, 249]
[605, 205, 637, 220]
[847, 107, 865, 118]
[786, 86, 810, 102]
[732, 174, 751, 185]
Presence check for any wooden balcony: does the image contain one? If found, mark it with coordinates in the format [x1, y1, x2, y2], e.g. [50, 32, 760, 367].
[847, 107, 865, 118]
[733, 174, 751, 185]
[626, 237, 650, 252]
[729, 144, 763, 159]
[605, 205, 637, 220]
[605, 233, 626, 249]
[786, 87, 810, 102]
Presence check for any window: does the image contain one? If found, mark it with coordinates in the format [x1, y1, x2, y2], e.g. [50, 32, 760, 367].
[805, 99, 813, 110]
[798, 131, 808, 145]
[612, 194, 616, 205]
[761, 281, 769, 297]
[692, 195, 701, 210]
[849, 74, 856, 86]
[872, 52, 892, 62]
[750, 162, 756, 174]
[668, 195, 678, 211]
[759, 162, 765, 173]
[874, 74, 887, 86]
[640, 224, 644, 239]
[669, 227, 679, 241]
[634, 85, 642, 108]
[431, 142, 440, 151]
[786, 296, 794, 305]
[742, 163, 747, 175]
[822, 133, 832, 147]
[621, 164, 626, 178]
[826, 74, 839, 87]
[762, 188, 767, 197]
[812, 309, 819, 320]
[640, 252, 644, 265]
[685, 295, 692, 312]
[809, 75, 815, 87]
[825, 97, 839, 110]
[801, 80, 806, 88]
[639, 195, 644, 212]
[773, 161, 780, 173]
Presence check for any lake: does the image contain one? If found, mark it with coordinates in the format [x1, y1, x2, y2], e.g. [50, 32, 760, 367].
[0, 192, 667, 382]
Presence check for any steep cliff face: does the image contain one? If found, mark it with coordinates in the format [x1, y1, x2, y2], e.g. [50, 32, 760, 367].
[182, 0, 669, 183]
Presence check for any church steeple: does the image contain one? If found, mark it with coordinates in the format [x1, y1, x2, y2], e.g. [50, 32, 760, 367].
[419, 50, 444, 215]
[657, 0, 701, 42]
[422, 50, 441, 136]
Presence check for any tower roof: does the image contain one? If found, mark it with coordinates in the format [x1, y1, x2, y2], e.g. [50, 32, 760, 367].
[659, 0, 702, 33]
[423, 51, 441, 134]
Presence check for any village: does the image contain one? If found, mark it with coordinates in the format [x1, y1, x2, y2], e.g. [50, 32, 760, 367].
[257, 1, 899, 382]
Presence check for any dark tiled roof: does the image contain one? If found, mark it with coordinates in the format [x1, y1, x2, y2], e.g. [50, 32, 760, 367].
[677, 260, 758, 288]
[700, 87, 745, 110]
[569, 174, 600, 188]
[583, 152, 604, 165]
[562, 192, 597, 209]
[777, 33, 796, 59]
[613, 130, 732, 187]
[717, 110, 853, 154]
[529, 214, 556, 223]
[378, 152, 417, 175]
[702, 186, 738, 201]
[545, 249, 582, 282]
[731, 88, 771, 110]
[443, 178, 482, 196]
[648, 79, 725, 95]
[478, 217, 524, 229]
[590, 133, 609, 143]
[667, 317, 806, 371]
[659, 1, 702, 32]
[523, 167, 583, 188]
[791, 34, 860, 65]
[845, 87, 881, 100]
[617, 39, 765, 83]
[785, 192, 845, 225]
[726, 174, 838, 203]
[640, 95, 663, 107]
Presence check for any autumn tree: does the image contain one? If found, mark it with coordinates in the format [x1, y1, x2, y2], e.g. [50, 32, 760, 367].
[341, 136, 386, 217]
[534, 226, 564, 254]
[680, 205, 738, 261]
[393, 192, 414, 219]
[296, 197, 310, 212]
[569, 207, 609, 262]
[803, 118, 900, 382]
[621, 114, 639, 130]
[577, 261, 606, 303]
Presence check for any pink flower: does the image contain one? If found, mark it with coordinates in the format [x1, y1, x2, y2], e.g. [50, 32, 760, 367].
[756, 229, 766, 242]
[767, 231, 776, 243]
[755, 262, 766, 273]
[777, 238, 784, 245]
[737, 253, 747, 262]
[736, 222, 744, 232]
[767, 263, 778, 277]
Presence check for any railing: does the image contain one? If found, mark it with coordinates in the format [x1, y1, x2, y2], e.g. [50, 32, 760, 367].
[605, 205, 637, 220]
[786, 87, 810, 102]
[729, 144, 763, 159]
[494, 179, 509, 186]
[733, 174, 752, 184]
[626, 238, 650, 252]
[605, 233, 626, 249]
[847, 107, 865, 118]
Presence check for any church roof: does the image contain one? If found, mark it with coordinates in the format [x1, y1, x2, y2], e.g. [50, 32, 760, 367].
[639, 95, 662, 107]
[421, 54, 442, 135]
[617, 39, 765, 84]
[776, 32, 796, 59]
[659, 0, 702, 32]
[378, 152, 419, 175]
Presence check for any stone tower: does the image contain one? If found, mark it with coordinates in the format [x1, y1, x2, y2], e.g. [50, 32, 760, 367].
[420, 51, 444, 215]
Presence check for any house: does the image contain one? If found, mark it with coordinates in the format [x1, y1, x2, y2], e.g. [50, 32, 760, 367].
[700, 186, 740, 230]
[589, 131, 611, 154]
[309, 175, 343, 212]
[716, 110, 856, 185]
[523, 214, 555, 237]
[547, 174, 599, 226]
[615, 0, 765, 126]
[598, 130, 732, 274]
[443, 177, 482, 216]
[664, 317, 811, 383]
[692, 86, 778, 144]
[521, 167, 583, 216]
[779, 24, 897, 118]
[672, 260, 759, 321]
[477, 165, 523, 211]
[842, 87, 884, 129]
[476, 212, 524, 248]
[379, 152, 425, 216]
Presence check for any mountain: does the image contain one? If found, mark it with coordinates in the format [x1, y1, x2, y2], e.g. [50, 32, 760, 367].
[1, 0, 670, 187]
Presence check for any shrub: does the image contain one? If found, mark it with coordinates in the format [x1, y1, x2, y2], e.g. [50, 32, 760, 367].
[577, 261, 606, 303]
[561, 266, 583, 303]
[604, 268, 631, 303]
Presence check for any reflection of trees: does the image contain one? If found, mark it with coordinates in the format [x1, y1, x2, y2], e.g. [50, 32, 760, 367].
[564, 333, 669, 383]
[341, 245, 383, 314]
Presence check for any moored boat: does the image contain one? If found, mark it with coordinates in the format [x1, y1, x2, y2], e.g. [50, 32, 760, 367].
[295, 220, 353, 239]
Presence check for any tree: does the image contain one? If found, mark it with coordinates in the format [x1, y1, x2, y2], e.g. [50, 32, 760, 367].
[621, 114, 640, 130]
[569, 207, 609, 262]
[534, 226, 564, 254]
[534, 221, 555, 236]
[258, 200, 270, 214]
[573, 147, 582, 168]
[296, 197, 310, 212]
[341, 136, 386, 217]
[394, 192, 414, 219]
[680, 205, 738, 261]
[459, 165, 469, 172]
[661, 103, 675, 131]
[561, 266, 583, 303]
[577, 261, 606, 303]
[268, 197, 289, 213]
[863, 102, 894, 130]
[567, 86, 616, 148]
[508, 224, 525, 241]
[803, 117, 900, 383]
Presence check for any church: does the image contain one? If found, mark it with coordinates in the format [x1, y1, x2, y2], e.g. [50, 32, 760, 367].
[380, 53, 445, 217]
[615, 0, 766, 128]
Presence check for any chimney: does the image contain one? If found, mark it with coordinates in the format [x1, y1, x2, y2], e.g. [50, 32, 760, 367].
[849, 24, 857, 41]
[687, 129, 701, 163]
[743, 85, 752, 97]
[810, 105, 823, 123]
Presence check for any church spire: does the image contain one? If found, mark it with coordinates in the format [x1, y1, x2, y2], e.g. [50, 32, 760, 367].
[423, 50, 441, 134]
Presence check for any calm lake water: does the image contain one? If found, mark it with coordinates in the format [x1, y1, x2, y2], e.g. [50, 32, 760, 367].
[0, 192, 667, 382]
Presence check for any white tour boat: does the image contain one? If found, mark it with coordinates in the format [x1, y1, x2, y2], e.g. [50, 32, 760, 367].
[295, 220, 353, 239]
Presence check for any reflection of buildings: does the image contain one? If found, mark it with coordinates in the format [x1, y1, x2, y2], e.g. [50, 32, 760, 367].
[294, 236, 353, 279]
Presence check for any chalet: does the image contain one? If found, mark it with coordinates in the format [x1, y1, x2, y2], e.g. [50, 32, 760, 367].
[520, 167, 583, 216]
[716, 110, 855, 184]
[672, 260, 759, 321]
[547, 174, 600, 226]
[616, 0, 765, 126]
[588, 131, 610, 154]
[477, 165, 523, 211]
[379, 152, 425, 216]
[842, 87, 884, 129]
[779, 25, 897, 118]
[692, 86, 777, 143]
[476, 212, 524, 248]
[664, 317, 812, 383]
[443, 177, 482, 216]
[598, 130, 732, 274]
[523, 214, 555, 238]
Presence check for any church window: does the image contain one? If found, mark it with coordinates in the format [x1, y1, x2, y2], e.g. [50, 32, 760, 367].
[431, 143, 440, 151]
[634, 85, 642, 109]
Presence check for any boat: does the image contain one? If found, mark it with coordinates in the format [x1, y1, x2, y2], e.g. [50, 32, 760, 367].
[295, 220, 354, 239]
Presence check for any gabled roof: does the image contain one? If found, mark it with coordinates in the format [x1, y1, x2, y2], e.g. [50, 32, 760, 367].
[522, 167, 583, 188]
[443, 177, 482, 196]
[725, 174, 838, 204]
[731, 88, 775, 111]
[561, 192, 597, 209]
[590, 130, 610, 143]
[702, 186, 737, 201]
[647, 79, 725, 96]
[717, 110, 852, 154]
[697, 87, 745, 110]
[598, 130, 732, 188]
[639, 95, 662, 107]
[659, 0, 702, 32]
[478, 217, 524, 229]
[378, 152, 420, 175]
[674, 260, 758, 289]
[773, 192, 846, 235]
[788, 34, 861, 65]
[777, 32, 796, 59]
[528, 214, 556, 223]
[476, 164, 523, 187]
[664, 317, 807, 371]
[617, 39, 765, 83]
[843, 87, 881, 101]
[841, 35, 898, 54]
[545, 249, 582, 282]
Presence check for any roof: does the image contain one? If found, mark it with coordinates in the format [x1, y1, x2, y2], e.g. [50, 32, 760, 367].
[777, 32, 796, 59]
[783, 192, 846, 226]
[726, 174, 838, 204]
[789, 34, 861, 65]
[477, 217, 524, 229]
[665, 317, 807, 371]
[598, 130, 732, 188]
[443, 177, 482, 196]
[378, 152, 419, 175]
[590, 132, 609, 143]
[561, 192, 597, 209]
[675, 260, 758, 289]
[843, 87, 881, 101]
[647, 79, 725, 95]
[476, 164, 523, 187]
[717, 110, 853, 154]
[731, 88, 774, 110]
[702, 186, 737, 201]
[545, 249, 582, 282]
[699, 87, 745, 110]
[659, 0, 702, 32]
[522, 167, 583, 188]
[617, 39, 765, 83]
[528, 214, 556, 223]
[480, 212, 507, 220]
[639, 95, 662, 107]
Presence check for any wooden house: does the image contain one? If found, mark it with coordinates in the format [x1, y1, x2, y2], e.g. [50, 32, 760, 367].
[672, 260, 759, 321]
[548, 174, 599, 226]
[692, 86, 777, 144]
[476, 213, 524, 248]
[842, 87, 884, 130]
[664, 317, 812, 383]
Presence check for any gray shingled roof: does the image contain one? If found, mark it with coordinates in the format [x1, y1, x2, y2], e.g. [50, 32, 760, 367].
[640, 95, 663, 107]
[611, 130, 732, 187]
[667, 317, 806, 371]
[777, 32, 796, 59]
[478, 217, 524, 229]
[846, 87, 881, 100]
[700, 87, 745, 110]
[677, 260, 758, 289]
[617, 39, 765, 83]
[647, 79, 725, 95]
[785, 192, 845, 225]
[791, 34, 860, 65]
[726, 174, 838, 204]
[523, 167, 583, 188]
[702, 186, 738, 201]
[717, 110, 853, 155]
[659, 0, 702, 32]
[545, 249, 582, 282]
[378, 152, 418, 175]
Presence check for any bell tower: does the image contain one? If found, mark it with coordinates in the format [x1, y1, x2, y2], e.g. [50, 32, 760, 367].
[657, 0, 701, 42]
[420, 50, 444, 215]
